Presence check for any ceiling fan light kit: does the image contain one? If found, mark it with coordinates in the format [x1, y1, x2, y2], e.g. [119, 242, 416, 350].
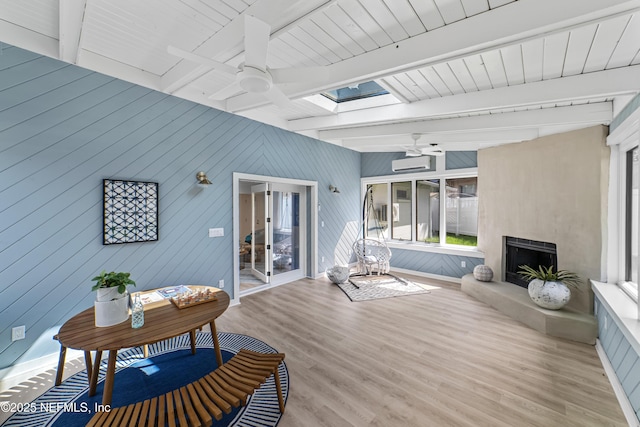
[238, 67, 272, 93]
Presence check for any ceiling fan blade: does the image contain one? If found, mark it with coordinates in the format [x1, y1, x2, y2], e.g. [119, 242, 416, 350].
[270, 66, 331, 84]
[244, 15, 270, 70]
[262, 86, 292, 110]
[421, 148, 445, 157]
[167, 45, 238, 77]
[209, 82, 243, 101]
[420, 144, 446, 156]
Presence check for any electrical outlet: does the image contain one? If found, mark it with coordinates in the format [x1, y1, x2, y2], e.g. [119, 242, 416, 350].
[12, 326, 25, 341]
[218, 280, 224, 289]
[208, 228, 224, 238]
[321, 256, 325, 263]
[461, 261, 466, 268]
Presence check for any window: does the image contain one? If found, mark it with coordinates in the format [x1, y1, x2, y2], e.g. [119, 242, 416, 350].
[364, 175, 478, 248]
[365, 183, 389, 239]
[623, 146, 639, 301]
[445, 177, 478, 246]
[391, 182, 412, 240]
[417, 180, 440, 243]
[321, 81, 389, 103]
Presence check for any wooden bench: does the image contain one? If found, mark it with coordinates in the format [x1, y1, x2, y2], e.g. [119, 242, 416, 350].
[86, 349, 286, 427]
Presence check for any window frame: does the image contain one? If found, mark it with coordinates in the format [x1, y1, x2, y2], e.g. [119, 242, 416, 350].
[615, 142, 639, 303]
[361, 157, 479, 255]
[607, 106, 640, 314]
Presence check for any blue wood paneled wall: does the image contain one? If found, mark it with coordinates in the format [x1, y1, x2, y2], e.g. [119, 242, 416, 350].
[610, 92, 640, 132]
[390, 248, 483, 277]
[595, 297, 640, 423]
[446, 151, 477, 170]
[0, 44, 361, 368]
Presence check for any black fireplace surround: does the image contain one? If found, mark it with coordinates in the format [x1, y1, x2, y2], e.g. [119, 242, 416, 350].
[504, 237, 557, 288]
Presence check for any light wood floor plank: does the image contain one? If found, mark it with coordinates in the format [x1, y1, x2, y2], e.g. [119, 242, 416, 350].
[216, 274, 627, 427]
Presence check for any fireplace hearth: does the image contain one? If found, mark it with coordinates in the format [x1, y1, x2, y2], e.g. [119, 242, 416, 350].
[504, 237, 557, 288]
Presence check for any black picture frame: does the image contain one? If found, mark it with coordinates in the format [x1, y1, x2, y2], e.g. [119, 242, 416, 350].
[103, 179, 159, 245]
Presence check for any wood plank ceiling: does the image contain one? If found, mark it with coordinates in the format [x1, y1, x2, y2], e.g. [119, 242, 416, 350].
[1, 0, 639, 152]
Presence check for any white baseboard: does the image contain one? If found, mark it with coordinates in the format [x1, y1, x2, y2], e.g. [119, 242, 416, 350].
[0, 349, 84, 393]
[595, 339, 640, 427]
[315, 265, 461, 283]
[389, 267, 462, 284]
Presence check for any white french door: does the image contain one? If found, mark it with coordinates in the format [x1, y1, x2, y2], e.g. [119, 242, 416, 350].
[251, 183, 271, 283]
[270, 183, 305, 285]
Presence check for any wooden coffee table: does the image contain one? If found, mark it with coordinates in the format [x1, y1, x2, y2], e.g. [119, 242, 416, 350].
[56, 286, 230, 406]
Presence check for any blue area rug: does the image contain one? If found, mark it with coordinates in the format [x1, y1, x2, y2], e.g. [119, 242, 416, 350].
[1, 332, 288, 427]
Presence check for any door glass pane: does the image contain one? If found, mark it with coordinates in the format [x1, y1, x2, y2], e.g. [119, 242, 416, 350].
[445, 177, 478, 246]
[273, 191, 300, 275]
[417, 180, 440, 244]
[251, 189, 267, 280]
[626, 147, 639, 284]
[365, 183, 389, 239]
[391, 182, 412, 241]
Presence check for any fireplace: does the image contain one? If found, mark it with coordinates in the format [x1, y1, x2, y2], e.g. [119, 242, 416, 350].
[504, 237, 557, 288]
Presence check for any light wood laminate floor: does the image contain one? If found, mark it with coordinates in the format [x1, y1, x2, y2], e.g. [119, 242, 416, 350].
[0, 274, 627, 426]
[218, 274, 626, 427]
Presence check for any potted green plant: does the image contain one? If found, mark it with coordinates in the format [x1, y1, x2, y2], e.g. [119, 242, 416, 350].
[518, 265, 581, 310]
[91, 270, 136, 327]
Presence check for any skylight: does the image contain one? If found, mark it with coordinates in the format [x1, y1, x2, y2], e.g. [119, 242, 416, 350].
[321, 81, 388, 103]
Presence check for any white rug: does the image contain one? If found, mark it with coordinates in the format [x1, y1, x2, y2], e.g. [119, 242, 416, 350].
[339, 274, 437, 302]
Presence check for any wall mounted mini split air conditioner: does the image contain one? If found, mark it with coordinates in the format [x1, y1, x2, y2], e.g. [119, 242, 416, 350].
[392, 156, 431, 172]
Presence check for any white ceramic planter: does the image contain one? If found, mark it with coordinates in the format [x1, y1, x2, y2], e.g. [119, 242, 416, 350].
[94, 289, 129, 327]
[95, 287, 121, 302]
[527, 279, 570, 310]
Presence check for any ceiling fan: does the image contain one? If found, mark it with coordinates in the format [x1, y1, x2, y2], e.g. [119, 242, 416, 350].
[404, 134, 445, 157]
[168, 15, 329, 109]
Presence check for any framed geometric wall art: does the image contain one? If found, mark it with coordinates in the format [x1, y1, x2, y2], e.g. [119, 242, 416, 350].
[103, 179, 159, 245]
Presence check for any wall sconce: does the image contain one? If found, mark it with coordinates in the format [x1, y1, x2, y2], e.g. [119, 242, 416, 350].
[196, 171, 212, 188]
[329, 185, 340, 193]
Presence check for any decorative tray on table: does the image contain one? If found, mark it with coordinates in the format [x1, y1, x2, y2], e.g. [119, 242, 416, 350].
[171, 288, 218, 309]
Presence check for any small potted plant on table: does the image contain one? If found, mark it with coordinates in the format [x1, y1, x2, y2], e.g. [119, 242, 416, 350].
[91, 270, 136, 327]
[518, 265, 581, 310]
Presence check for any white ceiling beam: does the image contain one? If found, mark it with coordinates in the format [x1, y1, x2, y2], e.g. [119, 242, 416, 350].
[342, 129, 542, 151]
[58, 0, 87, 64]
[318, 103, 612, 140]
[290, 65, 640, 133]
[0, 19, 58, 58]
[162, 0, 336, 94]
[227, 0, 640, 112]
[374, 78, 411, 104]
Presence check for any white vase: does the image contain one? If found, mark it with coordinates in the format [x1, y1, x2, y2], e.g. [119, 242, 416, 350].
[95, 289, 130, 327]
[527, 279, 570, 310]
[96, 287, 121, 302]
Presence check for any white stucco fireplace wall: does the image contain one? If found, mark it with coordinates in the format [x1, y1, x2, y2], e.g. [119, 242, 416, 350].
[477, 125, 610, 314]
